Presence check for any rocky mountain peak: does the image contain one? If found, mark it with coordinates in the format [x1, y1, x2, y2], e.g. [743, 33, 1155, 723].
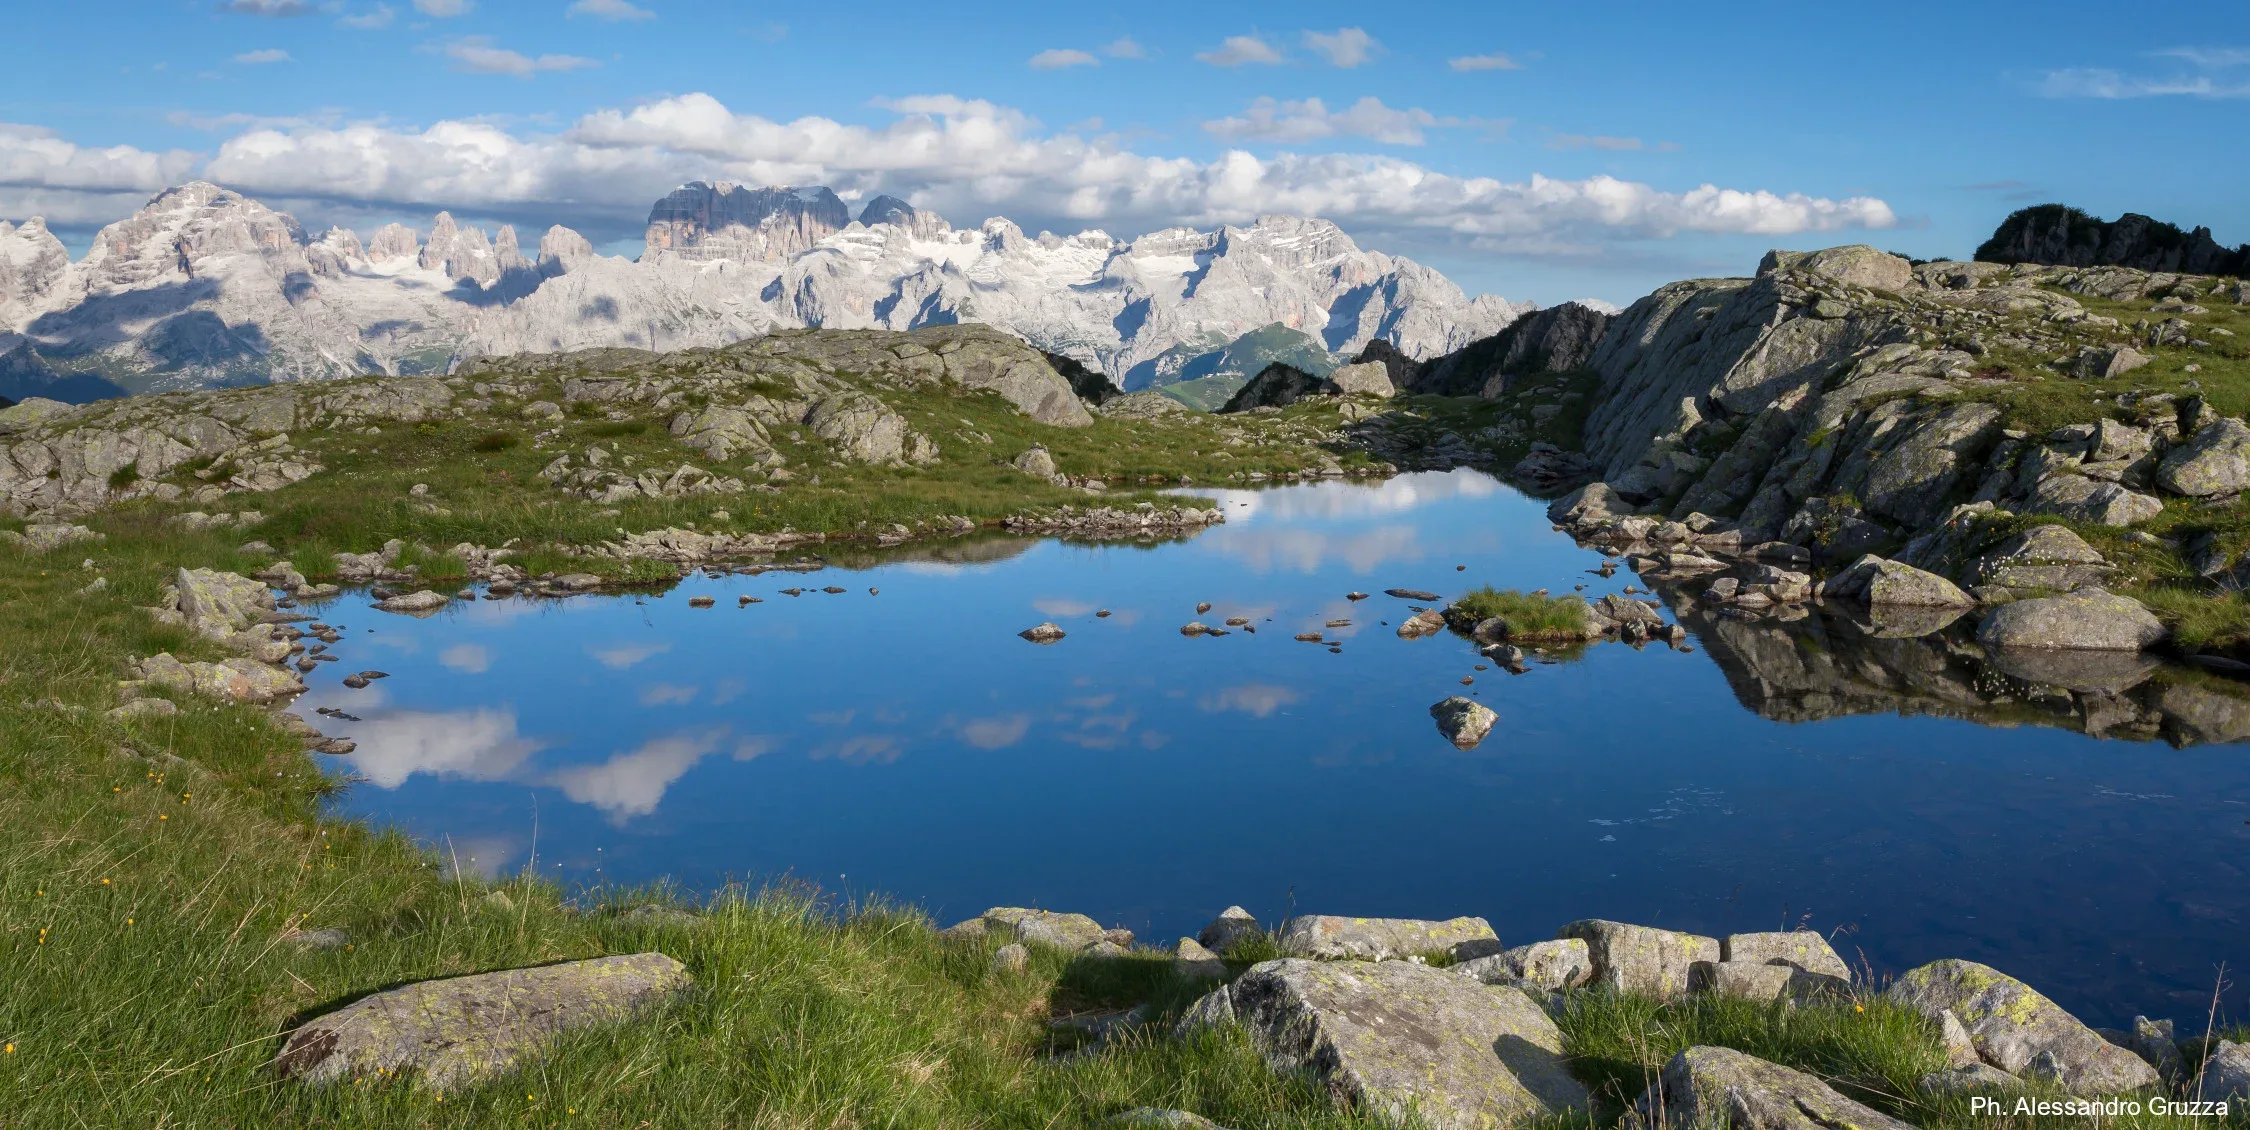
[420, 211, 501, 284]
[78, 180, 310, 293]
[1976, 204, 2250, 277]
[857, 194, 951, 238]
[536, 225, 593, 275]
[644, 181, 853, 263]
[366, 223, 420, 264]
[0, 216, 75, 319]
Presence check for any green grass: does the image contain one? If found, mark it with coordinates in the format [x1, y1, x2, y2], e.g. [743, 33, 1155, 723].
[1444, 586, 1593, 639]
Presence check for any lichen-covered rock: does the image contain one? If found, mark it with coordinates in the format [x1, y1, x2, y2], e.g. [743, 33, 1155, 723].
[1761, 245, 1913, 293]
[1886, 958, 2160, 1094]
[1639, 1045, 1915, 1129]
[1976, 589, 2165, 651]
[1175, 984, 1238, 1039]
[274, 952, 691, 1089]
[1860, 402, 2002, 527]
[1821, 554, 1974, 607]
[2157, 417, 2250, 497]
[1276, 915, 1498, 962]
[980, 907, 1110, 951]
[174, 567, 275, 637]
[136, 652, 302, 704]
[1429, 696, 1498, 749]
[1012, 446, 1060, 479]
[2026, 474, 2164, 526]
[1721, 931, 1851, 981]
[1557, 920, 1720, 999]
[1454, 938, 1593, 992]
[1229, 958, 1588, 1129]
[806, 390, 924, 465]
[0, 522, 100, 552]
[1688, 961, 1798, 1002]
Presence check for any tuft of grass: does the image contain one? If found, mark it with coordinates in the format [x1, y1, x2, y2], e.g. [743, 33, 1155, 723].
[472, 431, 520, 453]
[1445, 585, 1592, 639]
[583, 419, 649, 438]
[107, 461, 140, 491]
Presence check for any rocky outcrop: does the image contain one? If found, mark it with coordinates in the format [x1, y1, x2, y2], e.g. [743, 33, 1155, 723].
[1408, 301, 1611, 398]
[1227, 959, 1588, 1129]
[1217, 363, 1332, 413]
[275, 953, 692, 1088]
[1327, 361, 1395, 398]
[1975, 204, 2250, 277]
[1820, 555, 1974, 607]
[1888, 958, 2159, 1094]
[643, 182, 852, 263]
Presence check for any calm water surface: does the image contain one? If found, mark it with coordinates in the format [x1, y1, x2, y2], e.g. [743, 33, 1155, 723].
[308, 470, 2250, 1026]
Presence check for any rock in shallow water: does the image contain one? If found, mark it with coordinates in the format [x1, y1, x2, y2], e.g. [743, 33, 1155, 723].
[1429, 696, 1498, 749]
[274, 952, 691, 1088]
[1018, 622, 1066, 644]
[1230, 958, 1588, 1130]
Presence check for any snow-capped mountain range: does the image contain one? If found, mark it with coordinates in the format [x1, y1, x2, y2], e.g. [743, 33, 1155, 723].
[0, 180, 1532, 401]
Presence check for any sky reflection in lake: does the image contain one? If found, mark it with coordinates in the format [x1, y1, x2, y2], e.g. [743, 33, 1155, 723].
[310, 470, 2250, 1026]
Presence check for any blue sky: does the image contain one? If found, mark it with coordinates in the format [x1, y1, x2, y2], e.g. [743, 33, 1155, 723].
[3, 0, 2246, 303]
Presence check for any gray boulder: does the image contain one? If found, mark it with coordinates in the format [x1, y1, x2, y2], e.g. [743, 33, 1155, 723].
[1721, 931, 1852, 981]
[1174, 937, 1229, 980]
[1638, 1045, 1915, 1129]
[1821, 554, 1975, 607]
[1760, 245, 1913, 293]
[1429, 696, 1498, 749]
[2073, 345, 2151, 381]
[1557, 920, 1719, 999]
[2200, 1039, 2250, 1103]
[990, 943, 1030, 974]
[1198, 906, 1263, 954]
[1328, 361, 1396, 398]
[175, 567, 276, 638]
[1012, 446, 1060, 479]
[274, 952, 691, 1088]
[1229, 958, 1588, 1129]
[1972, 525, 2112, 592]
[1887, 958, 2159, 1094]
[1976, 589, 2165, 651]
[2027, 473, 2164, 526]
[1454, 938, 1593, 993]
[980, 907, 1112, 951]
[2157, 417, 2250, 497]
[1174, 984, 1236, 1038]
[1687, 961, 1798, 1002]
[1275, 915, 1498, 962]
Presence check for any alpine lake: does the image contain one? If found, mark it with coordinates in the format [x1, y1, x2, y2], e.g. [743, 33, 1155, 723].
[301, 469, 2250, 1029]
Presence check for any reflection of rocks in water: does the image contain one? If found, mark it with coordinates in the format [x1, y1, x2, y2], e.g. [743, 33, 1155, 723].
[839, 534, 1041, 569]
[1673, 595, 2250, 747]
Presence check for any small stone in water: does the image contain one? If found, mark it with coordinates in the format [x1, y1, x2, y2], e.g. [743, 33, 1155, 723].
[1196, 601, 1212, 613]
[1347, 591, 1368, 601]
[868, 588, 878, 595]
[1460, 676, 1474, 685]
[689, 596, 715, 608]
[822, 586, 847, 594]
[1096, 609, 1111, 618]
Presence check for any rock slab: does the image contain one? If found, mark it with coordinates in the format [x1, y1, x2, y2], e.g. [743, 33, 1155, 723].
[1639, 1045, 1914, 1130]
[1276, 915, 1498, 961]
[1230, 958, 1587, 1130]
[1558, 920, 1719, 999]
[274, 952, 691, 1089]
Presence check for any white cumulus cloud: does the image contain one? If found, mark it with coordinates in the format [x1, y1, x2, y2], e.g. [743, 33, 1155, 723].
[338, 4, 395, 29]
[221, 0, 314, 14]
[1205, 96, 1440, 146]
[1028, 48, 1098, 70]
[1302, 27, 1380, 68]
[234, 48, 292, 64]
[1197, 35, 1283, 67]
[414, 0, 471, 14]
[10, 91, 1894, 252]
[1102, 37, 1146, 59]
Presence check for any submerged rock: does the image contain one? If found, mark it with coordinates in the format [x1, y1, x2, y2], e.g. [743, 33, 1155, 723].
[1019, 622, 1066, 644]
[1229, 958, 1588, 1129]
[274, 952, 691, 1088]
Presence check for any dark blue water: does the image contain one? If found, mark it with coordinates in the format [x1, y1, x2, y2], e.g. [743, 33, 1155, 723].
[308, 470, 2250, 1026]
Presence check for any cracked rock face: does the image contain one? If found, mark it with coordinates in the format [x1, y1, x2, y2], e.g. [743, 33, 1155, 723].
[274, 953, 692, 1089]
[1887, 958, 2158, 1095]
[1229, 958, 1588, 1130]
